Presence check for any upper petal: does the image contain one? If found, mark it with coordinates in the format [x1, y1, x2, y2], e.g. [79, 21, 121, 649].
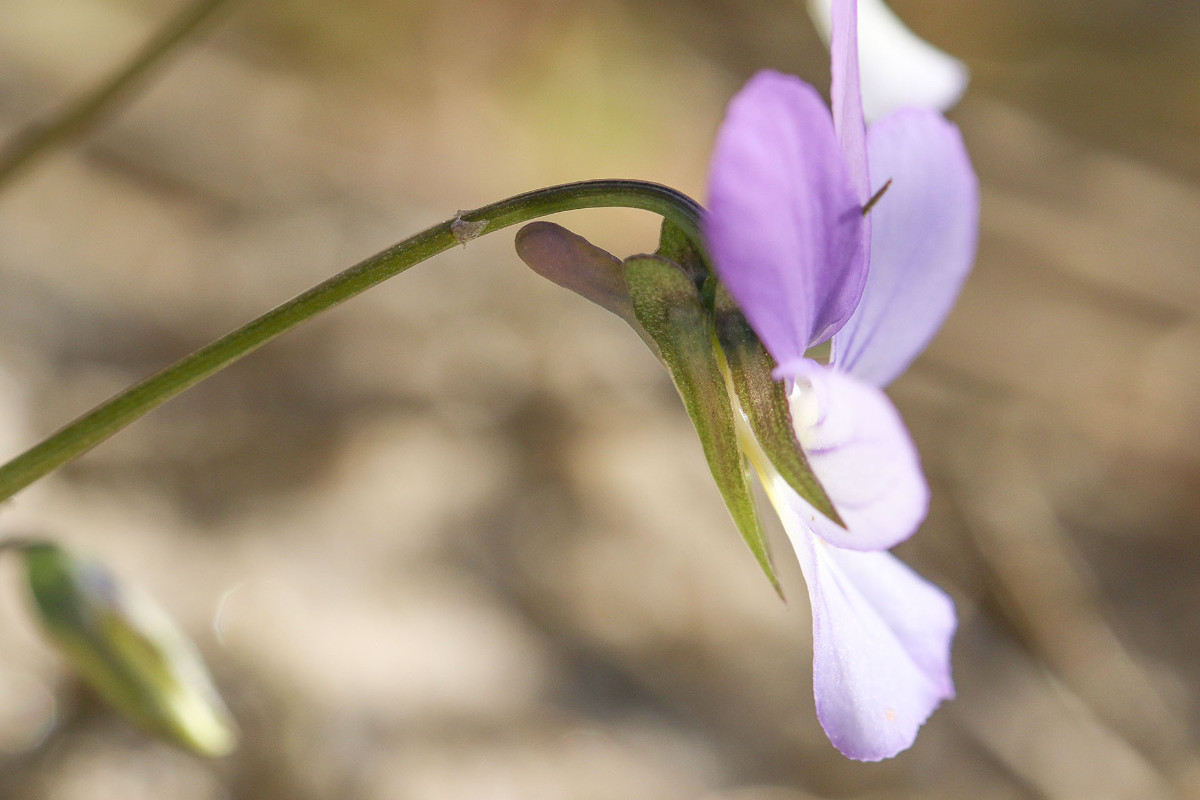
[827, 0, 870, 202]
[789, 534, 957, 761]
[808, 0, 970, 123]
[832, 109, 980, 386]
[770, 359, 927, 551]
[705, 71, 866, 362]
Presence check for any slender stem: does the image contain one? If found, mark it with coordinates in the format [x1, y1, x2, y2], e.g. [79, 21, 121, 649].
[0, 179, 705, 502]
[0, 538, 39, 554]
[0, 0, 236, 189]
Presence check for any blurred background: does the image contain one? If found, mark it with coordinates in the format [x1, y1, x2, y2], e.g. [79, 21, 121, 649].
[1, 0, 1199, 797]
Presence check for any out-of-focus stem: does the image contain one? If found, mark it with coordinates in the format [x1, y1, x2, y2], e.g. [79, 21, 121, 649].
[0, 0, 237, 189]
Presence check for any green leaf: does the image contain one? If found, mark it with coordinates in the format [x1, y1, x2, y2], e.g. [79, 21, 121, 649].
[16, 541, 238, 757]
[623, 255, 782, 598]
[713, 285, 844, 528]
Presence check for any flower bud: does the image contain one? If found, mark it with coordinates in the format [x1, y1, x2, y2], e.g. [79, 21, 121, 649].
[13, 540, 237, 757]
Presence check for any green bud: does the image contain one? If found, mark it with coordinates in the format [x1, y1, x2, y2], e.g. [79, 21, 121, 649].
[712, 285, 843, 528]
[623, 255, 782, 598]
[12, 540, 237, 757]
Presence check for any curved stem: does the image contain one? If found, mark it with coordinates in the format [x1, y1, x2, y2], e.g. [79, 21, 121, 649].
[0, 179, 705, 502]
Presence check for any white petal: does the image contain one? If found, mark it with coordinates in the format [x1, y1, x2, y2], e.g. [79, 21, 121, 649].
[807, 0, 969, 122]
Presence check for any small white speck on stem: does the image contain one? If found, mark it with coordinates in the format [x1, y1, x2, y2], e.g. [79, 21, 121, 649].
[451, 212, 488, 246]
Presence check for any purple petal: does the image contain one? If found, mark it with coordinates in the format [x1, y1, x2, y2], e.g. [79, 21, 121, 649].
[770, 360, 927, 551]
[788, 534, 956, 761]
[830, 0, 869, 202]
[705, 71, 866, 362]
[832, 110, 979, 387]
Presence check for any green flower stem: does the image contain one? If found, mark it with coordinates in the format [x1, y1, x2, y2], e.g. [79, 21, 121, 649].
[0, 0, 238, 189]
[0, 179, 704, 503]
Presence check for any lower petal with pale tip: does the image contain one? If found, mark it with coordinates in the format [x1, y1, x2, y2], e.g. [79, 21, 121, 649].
[789, 532, 956, 761]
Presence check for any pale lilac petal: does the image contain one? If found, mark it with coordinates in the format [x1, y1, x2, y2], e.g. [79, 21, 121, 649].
[770, 360, 927, 551]
[809, 0, 970, 123]
[705, 71, 866, 361]
[829, 0, 869, 202]
[832, 110, 979, 387]
[788, 534, 956, 761]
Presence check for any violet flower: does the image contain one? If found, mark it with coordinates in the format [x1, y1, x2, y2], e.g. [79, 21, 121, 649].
[704, 0, 979, 761]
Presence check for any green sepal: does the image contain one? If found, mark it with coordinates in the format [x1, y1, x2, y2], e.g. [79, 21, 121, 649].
[623, 255, 782, 598]
[713, 285, 845, 528]
[14, 540, 238, 757]
[654, 218, 709, 287]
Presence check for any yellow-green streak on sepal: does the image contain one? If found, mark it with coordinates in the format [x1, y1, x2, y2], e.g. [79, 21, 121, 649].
[623, 255, 783, 598]
[16, 541, 237, 757]
[712, 285, 844, 528]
